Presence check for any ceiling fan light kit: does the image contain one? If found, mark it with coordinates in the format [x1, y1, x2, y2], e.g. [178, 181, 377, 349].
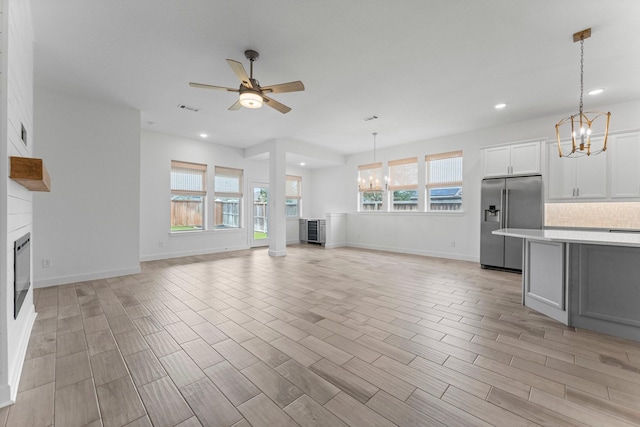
[239, 90, 263, 108]
[189, 49, 304, 114]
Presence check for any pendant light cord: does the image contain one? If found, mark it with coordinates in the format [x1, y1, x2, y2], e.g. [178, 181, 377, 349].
[579, 38, 584, 116]
[373, 132, 377, 163]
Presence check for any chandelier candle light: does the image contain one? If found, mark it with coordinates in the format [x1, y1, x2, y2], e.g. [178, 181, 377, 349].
[555, 28, 611, 157]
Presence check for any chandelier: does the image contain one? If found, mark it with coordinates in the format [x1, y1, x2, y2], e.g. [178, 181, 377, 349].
[555, 28, 611, 157]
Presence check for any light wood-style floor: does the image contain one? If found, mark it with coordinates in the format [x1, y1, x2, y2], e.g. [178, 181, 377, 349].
[2, 245, 640, 426]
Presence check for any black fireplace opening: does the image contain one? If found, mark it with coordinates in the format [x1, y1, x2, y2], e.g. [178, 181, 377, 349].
[14, 233, 31, 319]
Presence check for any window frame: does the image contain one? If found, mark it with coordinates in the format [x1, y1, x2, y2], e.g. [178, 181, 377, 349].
[425, 150, 463, 212]
[286, 175, 302, 218]
[170, 160, 207, 232]
[388, 157, 418, 211]
[214, 166, 243, 230]
[358, 162, 384, 212]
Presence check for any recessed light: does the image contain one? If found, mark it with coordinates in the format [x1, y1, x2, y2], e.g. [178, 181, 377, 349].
[588, 88, 604, 96]
[494, 103, 507, 109]
[300, 162, 306, 166]
[200, 133, 208, 138]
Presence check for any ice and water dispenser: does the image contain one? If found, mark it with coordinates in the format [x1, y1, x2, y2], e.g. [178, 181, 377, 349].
[484, 205, 500, 223]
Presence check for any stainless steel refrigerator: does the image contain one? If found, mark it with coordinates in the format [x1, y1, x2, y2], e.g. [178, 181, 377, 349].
[480, 174, 543, 271]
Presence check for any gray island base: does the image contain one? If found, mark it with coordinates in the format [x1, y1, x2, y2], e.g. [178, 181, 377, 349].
[493, 228, 640, 343]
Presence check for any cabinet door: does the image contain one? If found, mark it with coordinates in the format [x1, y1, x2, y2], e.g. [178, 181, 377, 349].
[546, 141, 576, 200]
[510, 141, 541, 175]
[610, 132, 640, 198]
[575, 137, 607, 199]
[482, 146, 510, 177]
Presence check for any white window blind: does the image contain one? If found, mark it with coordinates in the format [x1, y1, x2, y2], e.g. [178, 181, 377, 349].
[388, 157, 418, 190]
[286, 175, 302, 199]
[358, 162, 383, 191]
[171, 161, 207, 195]
[425, 150, 463, 188]
[214, 166, 243, 197]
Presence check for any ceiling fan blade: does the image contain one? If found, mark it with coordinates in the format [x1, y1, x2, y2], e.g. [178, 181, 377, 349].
[228, 100, 242, 110]
[260, 81, 305, 94]
[189, 82, 238, 92]
[226, 59, 252, 88]
[262, 95, 291, 114]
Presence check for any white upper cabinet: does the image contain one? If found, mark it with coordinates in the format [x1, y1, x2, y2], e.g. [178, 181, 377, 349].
[482, 146, 510, 177]
[610, 132, 640, 198]
[482, 141, 541, 177]
[510, 142, 542, 175]
[546, 138, 607, 200]
[547, 141, 575, 199]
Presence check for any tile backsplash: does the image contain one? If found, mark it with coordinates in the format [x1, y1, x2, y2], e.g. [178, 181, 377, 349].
[545, 202, 640, 230]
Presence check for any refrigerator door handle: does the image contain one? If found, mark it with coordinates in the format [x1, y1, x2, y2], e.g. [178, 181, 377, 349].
[504, 189, 510, 228]
[500, 188, 506, 228]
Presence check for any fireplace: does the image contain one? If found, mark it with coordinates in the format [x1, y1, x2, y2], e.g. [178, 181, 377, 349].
[14, 233, 30, 319]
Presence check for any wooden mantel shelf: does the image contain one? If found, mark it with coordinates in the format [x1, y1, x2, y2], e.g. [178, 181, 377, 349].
[10, 156, 51, 192]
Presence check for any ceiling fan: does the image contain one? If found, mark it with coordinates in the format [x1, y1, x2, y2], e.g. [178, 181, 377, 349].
[189, 50, 305, 114]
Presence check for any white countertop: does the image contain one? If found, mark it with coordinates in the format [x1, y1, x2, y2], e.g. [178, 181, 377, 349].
[493, 228, 640, 247]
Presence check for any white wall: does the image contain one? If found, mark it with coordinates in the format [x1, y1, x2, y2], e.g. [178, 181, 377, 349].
[33, 88, 141, 287]
[0, 0, 36, 406]
[140, 131, 316, 260]
[308, 165, 351, 218]
[310, 99, 640, 262]
[141, 130, 259, 259]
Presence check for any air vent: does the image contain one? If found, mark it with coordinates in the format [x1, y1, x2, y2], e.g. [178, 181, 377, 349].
[177, 104, 201, 112]
[363, 115, 379, 122]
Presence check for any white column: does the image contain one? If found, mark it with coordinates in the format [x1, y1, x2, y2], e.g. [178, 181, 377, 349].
[268, 142, 287, 256]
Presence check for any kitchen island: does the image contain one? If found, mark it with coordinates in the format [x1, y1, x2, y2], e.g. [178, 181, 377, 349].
[494, 228, 640, 342]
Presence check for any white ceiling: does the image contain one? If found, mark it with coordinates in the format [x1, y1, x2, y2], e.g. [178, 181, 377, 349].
[31, 0, 640, 167]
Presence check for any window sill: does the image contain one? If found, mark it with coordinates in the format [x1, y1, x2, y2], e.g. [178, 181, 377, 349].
[169, 227, 244, 237]
[356, 210, 465, 217]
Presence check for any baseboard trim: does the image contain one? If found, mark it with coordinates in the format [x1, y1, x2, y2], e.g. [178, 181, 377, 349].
[346, 243, 478, 263]
[268, 249, 287, 257]
[324, 242, 347, 249]
[139, 245, 250, 262]
[0, 304, 36, 408]
[0, 384, 12, 409]
[34, 265, 142, 288]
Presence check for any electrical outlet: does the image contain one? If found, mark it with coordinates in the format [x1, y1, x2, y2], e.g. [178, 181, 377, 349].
[42, 259, 52, 268]
[158, 241, 163, 247]
[450, 241, 456, 247]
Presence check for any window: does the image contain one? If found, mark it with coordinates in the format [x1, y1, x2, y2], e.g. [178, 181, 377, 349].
[425, 150, 463, 211]
[358, 162, 384, 211]
[214, 166, 243, 229]
[171, 161, 206, 231]
[286, 175, 302, 217]
[389, 157, 418, 211]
